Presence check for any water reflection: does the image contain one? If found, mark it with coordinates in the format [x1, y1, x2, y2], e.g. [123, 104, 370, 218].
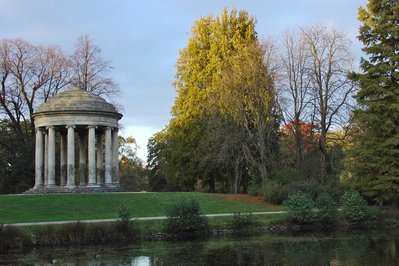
[1, 229, 398, 265]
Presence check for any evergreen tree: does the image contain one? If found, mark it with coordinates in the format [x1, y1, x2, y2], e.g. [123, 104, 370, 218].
[352, 0, 399, 209]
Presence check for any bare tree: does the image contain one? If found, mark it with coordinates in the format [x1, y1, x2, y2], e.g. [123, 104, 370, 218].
[277, 29, 313, 179]
[0, 39, 72, 142]
[302, 25, 356, 185]
[38, 46, 73, 103]
[71, 35, 119, 98]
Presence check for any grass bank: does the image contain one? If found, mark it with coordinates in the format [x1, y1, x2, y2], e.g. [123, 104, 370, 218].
[0, 192, 281, 224]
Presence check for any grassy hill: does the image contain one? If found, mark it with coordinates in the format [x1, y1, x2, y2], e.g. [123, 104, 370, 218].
[0, 192, 281, 224]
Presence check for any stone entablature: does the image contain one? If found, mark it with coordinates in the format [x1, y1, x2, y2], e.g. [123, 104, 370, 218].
[27, 87, 123, 193]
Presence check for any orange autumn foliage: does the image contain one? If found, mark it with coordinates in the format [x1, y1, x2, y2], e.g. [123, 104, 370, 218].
[281, 120, 320, 154]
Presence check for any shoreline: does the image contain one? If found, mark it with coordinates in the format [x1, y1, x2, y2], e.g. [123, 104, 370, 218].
[1, 215, 398, 253]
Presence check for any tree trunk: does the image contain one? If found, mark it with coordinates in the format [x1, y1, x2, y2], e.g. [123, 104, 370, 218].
[209, 175, 215, 193]
[260, 162, 268, 191]
[233, 158, 241, 194]
[392, 199, 398, 213]
[294, 130, 303, 179]
[242, 168, 248, 194]
[319, 134, 327, 185]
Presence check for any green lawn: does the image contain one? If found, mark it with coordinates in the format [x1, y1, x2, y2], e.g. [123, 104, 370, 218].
[0, 192, 280, 224]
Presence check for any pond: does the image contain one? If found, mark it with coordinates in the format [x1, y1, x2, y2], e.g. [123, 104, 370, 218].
[1, 228, 398, 265]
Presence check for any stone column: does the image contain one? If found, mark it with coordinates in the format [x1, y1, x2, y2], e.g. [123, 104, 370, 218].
[44, 131, 48, 186]
[96, 132, 104, 186]
[112, 128, 119, 183]
[47, 126, 56, 187]
[79, 132, 87, 186]
[34, 128, 44, 188]
[104, 127, 113, 185]
[87, 125, 97, 186]
[66, 125, 76, 188]
[60, 133, 67, 186]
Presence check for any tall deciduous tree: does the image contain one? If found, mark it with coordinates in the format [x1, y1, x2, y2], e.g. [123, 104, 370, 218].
[278, 29, 313, 179]
[0, 39, 72, 193]
[71, 35, 119, 98]
[351, 0, 399, 209]
[164, 8, 257, 191]
[302, 25, 356, 185]
[211, 41, 279, 190]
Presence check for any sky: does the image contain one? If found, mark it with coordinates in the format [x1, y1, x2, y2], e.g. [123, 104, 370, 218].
[0, 0, 368, 161]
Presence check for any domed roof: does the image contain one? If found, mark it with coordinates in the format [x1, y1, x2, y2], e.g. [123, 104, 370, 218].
[35, 87, 120, 115]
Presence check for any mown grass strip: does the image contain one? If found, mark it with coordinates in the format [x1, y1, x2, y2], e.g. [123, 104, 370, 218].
[0, 192, 281, 224]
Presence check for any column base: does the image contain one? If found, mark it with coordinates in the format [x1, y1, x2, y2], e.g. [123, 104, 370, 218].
[66, 183, 76, 188]
[46, 184, 57, 188]
[105, 183, 120, 188]
[86, 183, 100, 188]
[33, 184, 44, 189]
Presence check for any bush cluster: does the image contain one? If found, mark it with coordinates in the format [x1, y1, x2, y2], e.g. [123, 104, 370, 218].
[315, 192, 338, 223]
[283, 192, 316, 224]
[264, 180, 344, 205]
[340, 191, 369, 223]
[163, 198, 209, 237]
[228, 212, 259, 232]
[283, 189, 373, 225]
[283, 191, 339, 225]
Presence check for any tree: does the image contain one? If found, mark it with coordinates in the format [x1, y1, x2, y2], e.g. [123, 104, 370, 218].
[211, 41, 280, 190]
[278, 29, 313, 179]
[71, 35, 119, 98]
[0, 39, 71, 139]
[118, 136, 147, 192]
[0, 39, 72, 193]
[163, 8, 257, 191]
[351, 0, 399, 210]
[302, 25, 356, 185]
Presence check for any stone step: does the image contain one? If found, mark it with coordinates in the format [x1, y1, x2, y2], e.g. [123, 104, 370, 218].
[24, 185, 120, 194]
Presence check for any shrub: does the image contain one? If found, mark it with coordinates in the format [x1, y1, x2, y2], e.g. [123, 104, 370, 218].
[248, 179, 261, 196]
[263, 180, 288, 205]
[340, 191, 368, 223]
[229, 212, 259, 231]
[115, 204, 140, 242]
[0, 225, 33, 250]
[58, 221, 87, 245]
[283, 192, 315, 224]
[315, 192, 337, 224]
[270, 168, 298, 185]
[163, 198, 209, 237]
[367, 206, 380, 223]
[35, 225, 59, 246]
[286, 181, 320, 199]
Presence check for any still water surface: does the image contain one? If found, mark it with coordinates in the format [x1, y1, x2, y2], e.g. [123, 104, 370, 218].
[1, 229, 398, 265]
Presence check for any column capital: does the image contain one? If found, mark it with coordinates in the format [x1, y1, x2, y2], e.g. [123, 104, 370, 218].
[87, 125, 98, 129]
[35, 127, 44, 133]
[46, 125, 55, 130]
[66, 124, 76, 129]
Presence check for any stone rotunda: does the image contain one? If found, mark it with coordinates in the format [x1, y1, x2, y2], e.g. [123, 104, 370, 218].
[27, 87, 123, 193]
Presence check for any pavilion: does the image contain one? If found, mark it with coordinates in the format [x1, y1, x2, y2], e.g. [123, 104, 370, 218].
[26, 87, 123, 193]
